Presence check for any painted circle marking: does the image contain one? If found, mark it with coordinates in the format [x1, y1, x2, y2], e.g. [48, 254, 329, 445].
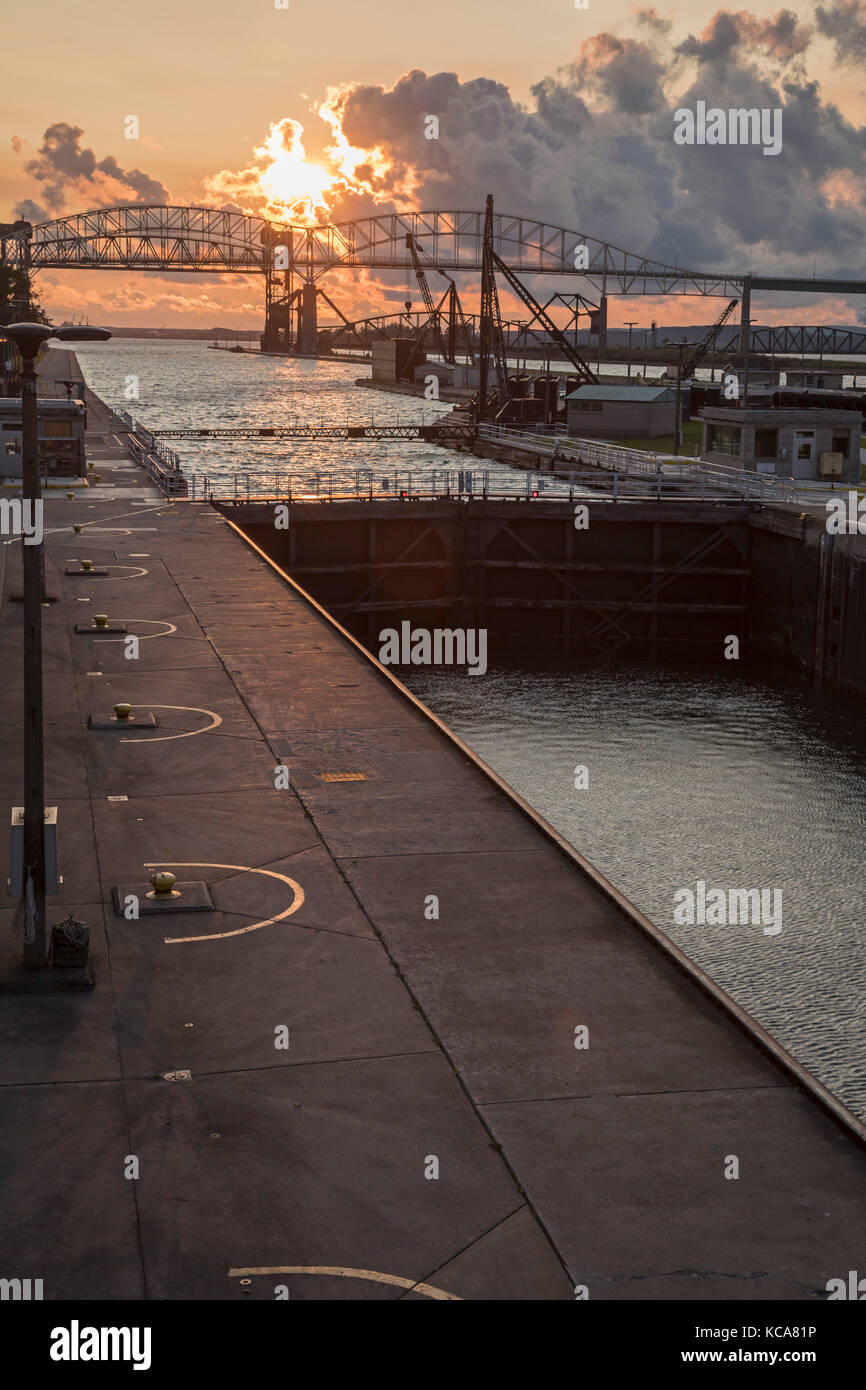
[120, 703, 221, 744]
[228, 1265, 461, 1301]
[102, 618, 177, 643]
[109, 563, 149, 578]
[141, 861, 304, 945]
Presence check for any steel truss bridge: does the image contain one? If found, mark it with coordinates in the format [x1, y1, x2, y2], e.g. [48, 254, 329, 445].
[4, 204, 866, 358]
[2, 204, 747, 296]
[315, 310, 866, 362]
[717, 323, 866, 357]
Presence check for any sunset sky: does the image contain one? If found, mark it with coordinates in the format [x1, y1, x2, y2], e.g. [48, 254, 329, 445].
[4, 0, 866, 329]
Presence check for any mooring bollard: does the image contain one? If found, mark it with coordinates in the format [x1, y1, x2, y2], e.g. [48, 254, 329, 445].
[113, 702, 132, 721]
[93, 614, 109, 629]
[147, 871, 179, 900]
[81, 559, 93, 572]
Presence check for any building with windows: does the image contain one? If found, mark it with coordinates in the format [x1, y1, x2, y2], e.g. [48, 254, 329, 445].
[565, 383, 676, 439]
[0, 398, 87, 480]
[700, 402, 862, 481]
[784, 369, 847, 391]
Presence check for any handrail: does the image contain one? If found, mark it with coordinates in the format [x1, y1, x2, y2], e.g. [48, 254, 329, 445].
[477, 422, 802, 502]
[121, 410, 188, 496]
[180, 468, 753, 504]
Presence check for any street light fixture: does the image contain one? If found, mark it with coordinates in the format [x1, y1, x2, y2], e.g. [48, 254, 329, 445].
[3, 321, 110, 968]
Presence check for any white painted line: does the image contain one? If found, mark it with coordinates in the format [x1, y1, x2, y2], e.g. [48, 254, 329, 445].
[227, 1266, 460, 1300]
[108, 564, 149, 579]
[120, 703, 221, 744]
[101, 618, 177, 644]
[142, 862, 305, 945]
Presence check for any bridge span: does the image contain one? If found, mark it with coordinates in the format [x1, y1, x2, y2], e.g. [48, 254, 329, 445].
[4, 203, 866, 357]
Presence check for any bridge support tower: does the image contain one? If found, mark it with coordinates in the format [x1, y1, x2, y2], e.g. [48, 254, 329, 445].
[298, 280, 318, 355]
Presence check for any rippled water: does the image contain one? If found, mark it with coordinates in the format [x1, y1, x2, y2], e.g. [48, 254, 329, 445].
[404, 665, 866, 1121]
[73, 339, 551, 494]
[74, 343, 866, 1119]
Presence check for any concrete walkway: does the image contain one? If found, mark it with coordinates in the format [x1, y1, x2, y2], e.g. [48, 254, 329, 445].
[1, 381, 864, 1301]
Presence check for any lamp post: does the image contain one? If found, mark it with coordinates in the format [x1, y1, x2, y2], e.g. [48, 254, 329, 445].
[624, 321, 637, 380]
[3, 321, 110, 967]
[742, 317, 753, 410]
[665, 338, 689, 457]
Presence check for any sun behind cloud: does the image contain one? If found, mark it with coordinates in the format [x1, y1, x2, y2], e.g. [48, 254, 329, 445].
[204, 100, 395, 226]
[254, 119, 334, 222]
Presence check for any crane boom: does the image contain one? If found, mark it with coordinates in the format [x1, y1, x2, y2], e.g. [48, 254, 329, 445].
[490, 249, 598, 385]
[682, 298, 739, 377]
[405, 234, 449, 361]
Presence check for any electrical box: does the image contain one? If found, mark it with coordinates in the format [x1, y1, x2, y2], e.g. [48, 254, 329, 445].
[819, 451, 843, 477]
[8, 807, 59, 895]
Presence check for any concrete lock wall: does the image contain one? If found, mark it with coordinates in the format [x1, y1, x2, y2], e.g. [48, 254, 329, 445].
[234, 501, 750, 664]
[224, 499, 866, 699]
[748, 509, 866, 696]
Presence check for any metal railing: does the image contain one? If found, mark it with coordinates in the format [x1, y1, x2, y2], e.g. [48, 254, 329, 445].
[477, 422, 803, 502]
[118, 407, 830, 507]
[179, 466, 755, 505]
[121, 411, 188, 496]
[479, 423, 666, 476]
[121, 410, 184, 471]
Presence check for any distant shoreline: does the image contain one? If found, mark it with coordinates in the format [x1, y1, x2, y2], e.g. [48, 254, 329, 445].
[80, 328, 262, 340]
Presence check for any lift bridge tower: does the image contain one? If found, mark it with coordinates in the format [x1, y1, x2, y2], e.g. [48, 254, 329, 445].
[260, 226, 318, 355]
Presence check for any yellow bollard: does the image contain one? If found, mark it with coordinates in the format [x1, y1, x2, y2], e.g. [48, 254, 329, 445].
[148, 871, 179, 900]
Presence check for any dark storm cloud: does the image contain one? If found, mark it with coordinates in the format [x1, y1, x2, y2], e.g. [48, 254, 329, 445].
[566, 34, 668, 115]
[13, 199, 49, 223]
[14, 122, 170, 219]
[815, 0, 866, 60]
[94, 156, 169, 204]
[324, 7, 866, 293]
[676, 9, 812, 66]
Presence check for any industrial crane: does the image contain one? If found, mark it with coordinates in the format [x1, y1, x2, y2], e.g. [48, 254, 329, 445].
[437, 270, 475, 366]
[681, 298, 739, 378]
[404, 234, 449, 372]
[477, 196, 510, 415]
[475, 193, 598, 420]
[488, 248, 598, 387]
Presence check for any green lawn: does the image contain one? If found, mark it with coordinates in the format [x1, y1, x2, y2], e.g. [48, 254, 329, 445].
[609, 420, 703, 456]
